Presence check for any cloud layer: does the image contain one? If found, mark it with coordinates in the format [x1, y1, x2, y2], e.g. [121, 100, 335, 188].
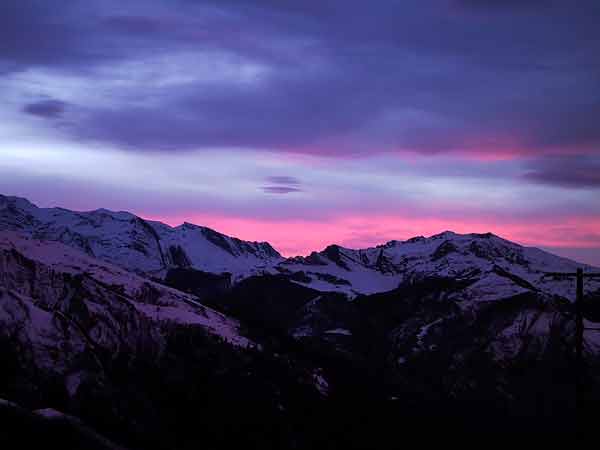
[2, 0, 599, 160]
[0, 0, 598, 264]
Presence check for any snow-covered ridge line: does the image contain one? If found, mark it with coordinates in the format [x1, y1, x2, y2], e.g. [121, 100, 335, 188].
[0, 194, 282, 281]
[0, 194, 277, 251]
[2, 194, 598, 300]
[277, 230, 599, 299]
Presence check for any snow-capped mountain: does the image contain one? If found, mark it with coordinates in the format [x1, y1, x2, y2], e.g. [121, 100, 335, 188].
[0, 194, 282, 282]
[277, 231, 600, 300]
[2, 194, 598, 304]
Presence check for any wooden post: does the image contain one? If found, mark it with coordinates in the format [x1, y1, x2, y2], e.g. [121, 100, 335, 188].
[543, 269, 600, 426]
[575, 268, 584, 419]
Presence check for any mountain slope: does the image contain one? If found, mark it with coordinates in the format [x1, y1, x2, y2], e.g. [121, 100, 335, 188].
[0, 230, 252, 380]
[0, 195, 282, 282]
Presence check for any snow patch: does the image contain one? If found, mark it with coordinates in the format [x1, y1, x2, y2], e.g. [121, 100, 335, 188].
[324, 328, 352, 336]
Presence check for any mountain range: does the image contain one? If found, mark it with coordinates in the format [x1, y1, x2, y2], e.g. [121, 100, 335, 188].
[2, 194, 594, 300]
[2, 193, 600, 448]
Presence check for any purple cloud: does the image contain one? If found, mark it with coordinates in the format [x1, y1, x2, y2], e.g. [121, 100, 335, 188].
[262, 186, 302, 194]
[524, 156, 600, 189]
[265, 176, 301, 186]
[261, 176, 302, 194]
[23, 99, 67, 119]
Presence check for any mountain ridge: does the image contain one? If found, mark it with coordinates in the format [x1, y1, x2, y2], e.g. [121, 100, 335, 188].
[4, 193, 595, 264]
[0, 194, 282, 282]
[1, 193, 598, 301]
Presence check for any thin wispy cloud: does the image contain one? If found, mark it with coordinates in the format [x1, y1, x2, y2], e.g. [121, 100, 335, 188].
[262, 186, 303, 194]
[262, 175, 302, 194]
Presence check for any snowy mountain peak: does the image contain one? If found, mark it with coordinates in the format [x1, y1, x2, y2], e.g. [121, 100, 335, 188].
[278, 230, 599, 300]
[0, 194, 283, 281]
[88, 207, 136, 220]
[430, 230, 460, 239]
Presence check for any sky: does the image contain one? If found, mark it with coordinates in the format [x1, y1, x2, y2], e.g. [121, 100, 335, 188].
[1, 0, 599, 265]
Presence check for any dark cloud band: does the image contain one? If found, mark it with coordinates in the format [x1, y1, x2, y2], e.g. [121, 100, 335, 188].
[23, 99, 67, 119]
[2, 0, 600, 191]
